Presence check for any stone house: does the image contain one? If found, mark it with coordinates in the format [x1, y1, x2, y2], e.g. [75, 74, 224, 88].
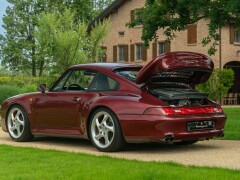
[91, 0, 240, 103]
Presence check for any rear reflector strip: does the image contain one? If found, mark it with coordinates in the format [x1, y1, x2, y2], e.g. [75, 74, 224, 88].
[144, 106, 223, 115]
[162, 106, 223, 115]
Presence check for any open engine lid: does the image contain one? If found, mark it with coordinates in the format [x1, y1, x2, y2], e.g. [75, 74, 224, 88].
[135, 52, 214, 85]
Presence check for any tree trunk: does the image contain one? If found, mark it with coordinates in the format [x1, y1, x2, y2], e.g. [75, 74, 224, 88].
[39, 59, 44, 77]
[31, 39, 36, 77]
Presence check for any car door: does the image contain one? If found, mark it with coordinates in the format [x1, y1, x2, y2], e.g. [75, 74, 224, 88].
[34, 69, 97, 134]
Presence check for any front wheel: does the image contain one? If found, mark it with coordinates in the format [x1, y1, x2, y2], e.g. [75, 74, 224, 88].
[89, 108, 125, 152]
[7, 105, 33, 142]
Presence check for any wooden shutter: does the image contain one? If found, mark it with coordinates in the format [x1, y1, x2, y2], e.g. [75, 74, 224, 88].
[130, 10, 135, 22]
[142, 44, 147, 61]
[230, 24, 235, 44]
[165, 42, 171, 53]
[130, 44, 135, 62]
[152, 42, 157, 58]
[113, 46, 117, 62]
[187, 24, 197, 44]
[124, 45, 129, 62]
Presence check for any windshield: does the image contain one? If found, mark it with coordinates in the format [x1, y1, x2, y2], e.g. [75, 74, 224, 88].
[114, 69, 141, 82]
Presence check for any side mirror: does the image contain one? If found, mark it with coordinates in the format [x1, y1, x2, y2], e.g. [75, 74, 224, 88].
[37, 84, 46, 94]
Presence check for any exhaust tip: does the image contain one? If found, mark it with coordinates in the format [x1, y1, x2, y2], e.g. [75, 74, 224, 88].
[163, 134, 174, 143]
[219, 132, 224, 137]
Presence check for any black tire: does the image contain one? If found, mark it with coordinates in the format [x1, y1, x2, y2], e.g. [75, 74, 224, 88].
[174, 140, 198, 145]
[89, 107, 125, 152]
[6, 105, 33, 142]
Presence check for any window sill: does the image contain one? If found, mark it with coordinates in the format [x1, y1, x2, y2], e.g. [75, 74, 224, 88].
[187, 43, 197, 46]
[234, 42, 240, 46]
[118, 60, 125, 62]
[135, 60, 143, 63]
[134, 25, 143, 28]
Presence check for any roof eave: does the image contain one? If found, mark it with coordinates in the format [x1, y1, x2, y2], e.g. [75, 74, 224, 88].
[88, 0, 127, 32]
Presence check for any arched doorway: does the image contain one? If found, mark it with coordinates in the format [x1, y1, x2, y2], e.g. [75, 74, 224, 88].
[224, 61, 240, 105]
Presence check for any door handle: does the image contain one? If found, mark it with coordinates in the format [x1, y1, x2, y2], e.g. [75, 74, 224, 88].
[73, 97, 81, 102]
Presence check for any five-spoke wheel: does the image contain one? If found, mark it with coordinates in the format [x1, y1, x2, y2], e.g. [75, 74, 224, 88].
[7, 105, 33, 142]
[89, 108, 125, 152]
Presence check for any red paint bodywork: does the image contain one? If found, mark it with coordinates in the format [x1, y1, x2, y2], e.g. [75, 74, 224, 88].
[0, 52, 226, 143]
[136, 51, 214, 84]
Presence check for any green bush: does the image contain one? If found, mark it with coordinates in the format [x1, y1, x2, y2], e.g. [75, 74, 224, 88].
[0, 85, 21, 104]
[0, 76, 57, 104]
[0, 76, 57, 88]
[20, 84, 38, 93]
[197, 68, 234, 101]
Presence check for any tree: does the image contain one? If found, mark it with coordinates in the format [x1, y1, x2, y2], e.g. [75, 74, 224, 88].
[92, 0, 114, 17]
[0, 0, 45, 76]
[0, 0, 95, 77]
[127, 0, 240, 55]
[197, 68, 234, 101]
[36, 9, 110, 74]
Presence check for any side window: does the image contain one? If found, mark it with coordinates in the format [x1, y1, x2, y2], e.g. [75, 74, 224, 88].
[52, 71, 71, 91]
[52, 69, 96, 91]
[88, 72, 119, 91]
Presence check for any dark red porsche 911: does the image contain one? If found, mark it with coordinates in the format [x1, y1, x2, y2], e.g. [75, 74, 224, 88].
[0, 52, 226, 152]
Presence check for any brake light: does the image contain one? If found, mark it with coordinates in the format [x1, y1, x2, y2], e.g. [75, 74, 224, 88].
[144, 106, 224, 115]
[143, 107, 174, 115]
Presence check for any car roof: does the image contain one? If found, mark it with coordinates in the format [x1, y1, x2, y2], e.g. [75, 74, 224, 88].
[70, 63, 143, 72]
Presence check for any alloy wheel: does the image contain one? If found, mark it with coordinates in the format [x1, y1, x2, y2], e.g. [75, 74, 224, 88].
[7, 107, 25, 139]
[91, 111, 115, 149]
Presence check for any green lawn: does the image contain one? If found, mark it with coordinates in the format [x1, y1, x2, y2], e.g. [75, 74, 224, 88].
[0, 145, 239, 180]
[222, 107, 240, 140]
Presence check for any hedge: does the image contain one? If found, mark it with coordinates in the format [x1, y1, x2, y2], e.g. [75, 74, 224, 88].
[0, 76, 57, 88]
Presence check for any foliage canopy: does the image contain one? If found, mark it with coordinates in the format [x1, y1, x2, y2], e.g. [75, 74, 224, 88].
[0, 0, 114, 76]
[127, 0, 240, 55]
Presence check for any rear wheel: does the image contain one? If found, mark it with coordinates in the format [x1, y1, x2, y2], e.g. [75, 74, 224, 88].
[89, 108, 125, 152]
[174, 140, 198, 145]
[6, 105, 33, 142]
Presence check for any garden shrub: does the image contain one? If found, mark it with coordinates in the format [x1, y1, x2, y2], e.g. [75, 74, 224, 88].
[197, 68, 234, 101]
[0, 76, 56, 88]
[0, 76, 57, 104]
[0, 85, 21, 104]
[20, 84, 38, 93]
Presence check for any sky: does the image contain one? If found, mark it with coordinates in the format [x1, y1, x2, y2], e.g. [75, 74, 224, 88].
[0, 0, 9, 35]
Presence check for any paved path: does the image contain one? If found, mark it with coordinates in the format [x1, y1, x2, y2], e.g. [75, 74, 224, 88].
[1, 130, 240, 170]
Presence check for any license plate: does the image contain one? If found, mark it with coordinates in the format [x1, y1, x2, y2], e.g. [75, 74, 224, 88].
[187, 121, 215, 131]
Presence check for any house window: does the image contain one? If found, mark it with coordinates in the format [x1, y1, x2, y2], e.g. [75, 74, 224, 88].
[130, 9, 143, 26]
[152, 42, 170, 58]
[187, 24, 197, 44]
[130, 43, 147, 62]
[158, 42, 166, 55]
[118, 46, 125, 61]
[234, 31, 240, 43]
[136, 44, 143, 61]
[118, 31, 125, 37]
[113, 45, 128, 62]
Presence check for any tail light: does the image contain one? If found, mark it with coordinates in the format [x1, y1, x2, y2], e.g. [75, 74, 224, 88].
[144, 106, 224, 115]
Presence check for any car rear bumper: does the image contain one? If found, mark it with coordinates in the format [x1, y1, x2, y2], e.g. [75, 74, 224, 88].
[117, 113, 226, 143]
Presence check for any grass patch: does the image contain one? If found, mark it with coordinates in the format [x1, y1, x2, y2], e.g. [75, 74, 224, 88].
[0, 145, 240, 179]
[222, 107, 240, 140]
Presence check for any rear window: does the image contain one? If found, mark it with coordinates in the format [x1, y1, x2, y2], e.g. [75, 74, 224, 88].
[114, 69, 141, 82]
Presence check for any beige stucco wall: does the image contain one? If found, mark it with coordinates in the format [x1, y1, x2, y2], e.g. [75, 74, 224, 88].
[102, 0, 240, 68]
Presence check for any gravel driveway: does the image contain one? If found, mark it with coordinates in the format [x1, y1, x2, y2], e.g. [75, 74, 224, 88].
[1, 130, 240, 170]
